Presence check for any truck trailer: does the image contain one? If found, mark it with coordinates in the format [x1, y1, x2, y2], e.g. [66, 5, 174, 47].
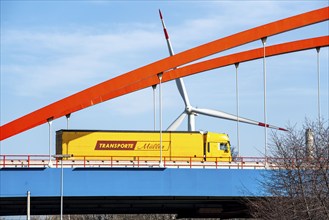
[56, 130, 232, 162]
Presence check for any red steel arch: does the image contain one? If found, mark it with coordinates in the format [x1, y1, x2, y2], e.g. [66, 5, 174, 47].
[1, 7, 328, 141]
[164, 36, 329, 82]
[98, 36, 329, 104]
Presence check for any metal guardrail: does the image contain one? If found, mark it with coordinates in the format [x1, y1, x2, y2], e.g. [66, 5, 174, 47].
[0, 154, 280, 169]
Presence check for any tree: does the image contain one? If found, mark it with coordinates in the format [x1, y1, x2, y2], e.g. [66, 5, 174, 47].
[230, 145, 238, 161]
[249, 119, 329, 220]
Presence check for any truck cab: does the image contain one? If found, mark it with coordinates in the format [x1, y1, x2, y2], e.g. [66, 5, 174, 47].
[204, 132, 231, 162]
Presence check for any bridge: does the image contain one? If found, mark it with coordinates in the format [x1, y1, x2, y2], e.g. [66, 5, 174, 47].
[1, 5, 328, 219]
[0, 161, 265, 218]
[0, 155, 291, 218]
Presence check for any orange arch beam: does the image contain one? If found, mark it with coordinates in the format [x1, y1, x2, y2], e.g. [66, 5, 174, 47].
[0, 7, 328, 141]
[1, 36, 328, 141]
[164, 36, 329, 81]
[95, 36, 329, 113]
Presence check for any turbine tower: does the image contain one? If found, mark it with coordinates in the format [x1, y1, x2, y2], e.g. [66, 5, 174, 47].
[159, 10, 287, 132]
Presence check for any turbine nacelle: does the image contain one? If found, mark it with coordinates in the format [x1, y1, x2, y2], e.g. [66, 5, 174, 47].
[185, 105, 194, 114]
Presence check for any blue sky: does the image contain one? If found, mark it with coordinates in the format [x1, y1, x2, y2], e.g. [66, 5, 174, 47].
[1, 0, 328, 157]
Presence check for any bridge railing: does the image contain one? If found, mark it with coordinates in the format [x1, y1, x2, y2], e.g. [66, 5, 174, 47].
[0, 154, 283, 169]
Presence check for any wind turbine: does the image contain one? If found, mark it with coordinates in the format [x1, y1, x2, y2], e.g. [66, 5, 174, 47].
[159, 10, 287, 132]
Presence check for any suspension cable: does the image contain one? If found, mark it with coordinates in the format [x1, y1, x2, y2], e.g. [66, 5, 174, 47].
[316, 47, 321, 121]
[235, 63, 240, 157]
[262, 37, 268, 161]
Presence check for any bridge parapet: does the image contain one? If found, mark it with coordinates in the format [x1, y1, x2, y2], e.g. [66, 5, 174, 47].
[0, 154, 281, 169]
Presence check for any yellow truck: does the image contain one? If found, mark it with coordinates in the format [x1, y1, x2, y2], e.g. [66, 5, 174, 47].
[56, 130, 232, 162]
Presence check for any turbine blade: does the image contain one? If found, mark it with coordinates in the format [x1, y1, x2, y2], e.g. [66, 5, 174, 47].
[191, 107, 287, 131]
[159, 9, 174, 56]
[167, 112, 187, 131]
[159, 9, 191, 107]
[175, 78, 191, 107]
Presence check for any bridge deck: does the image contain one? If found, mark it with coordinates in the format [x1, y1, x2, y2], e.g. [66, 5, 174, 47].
[0, 166, 266, 218]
